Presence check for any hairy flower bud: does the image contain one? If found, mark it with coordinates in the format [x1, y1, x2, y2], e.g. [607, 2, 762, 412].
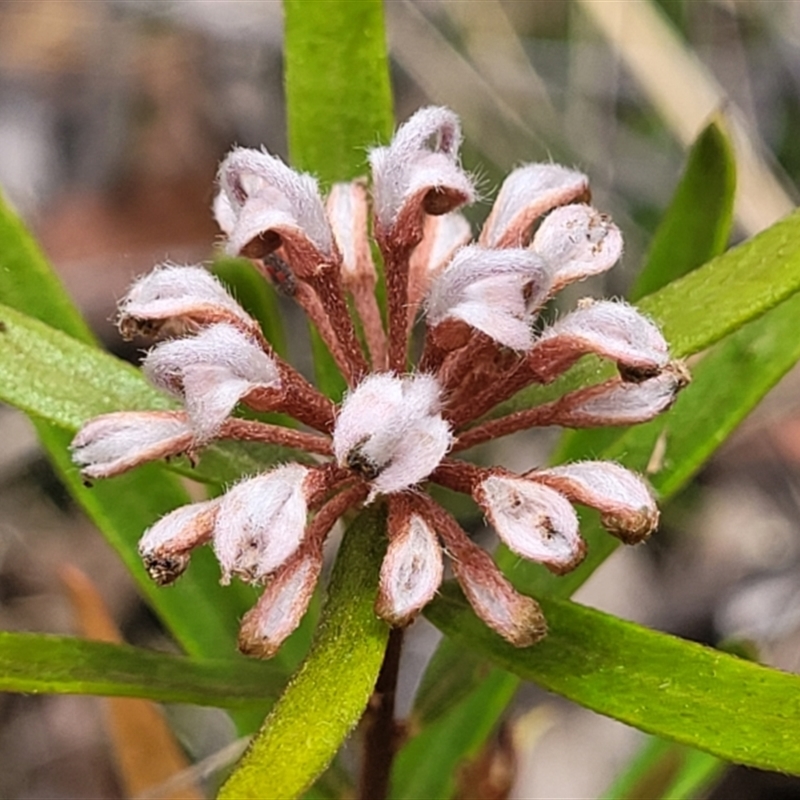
[333, 373, 452, 499]
[474, 473, 586, 574]
[71, 411, 194, 479]
[213, 464, 311, 585]
[533, 204, 623, 293]
[117, 264, 257, 340]
[370, 106, 475, 244]
[215, 146, 334, 268]
[376, 499, 444, 627]
[529, 300, 669, 383]
[143, 323, 281, 439]
[480, 163, 589, 249]
[425, 245, 549, 351]
[528, 461, 659, 544]
[139, 499, 219, 586]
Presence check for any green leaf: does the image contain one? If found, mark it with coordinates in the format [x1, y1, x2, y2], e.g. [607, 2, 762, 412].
[390, 670, 516, 800]
[427, 586, 800, 776]
[284, 0, 393, 400]
[0, 632, 281, 709]
[218, 508, 390, 800]
[601, 736, 725, 800]
[630, 118, 736, 301]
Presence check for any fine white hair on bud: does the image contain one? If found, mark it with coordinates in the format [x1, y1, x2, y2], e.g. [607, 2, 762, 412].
[528, 462, 659, 544]
[143, 323, 281, 440]
[474, 474, 586, 574]
[376, 502, 444, 627]
[70, 411, 194, 480]
[550, 363, 690, 428]
[238, 543, 323, 659]
[425, 245, 549, 351]
[118, 264, 257, 340]
[212, 464, 311, 585]
[138, 499, 219, 586]
[333, 373, 452, 499]
[479, 163, 589, 249]
[369, 106, 475, 235]
[533, 204, 623, 293]
[529, 300, 670, 383]
[215, 146, 334, 263]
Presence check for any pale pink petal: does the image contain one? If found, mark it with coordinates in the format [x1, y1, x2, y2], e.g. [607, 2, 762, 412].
[71, 411, 193, 479]
[474, 474, 585, 574]
[529, 461, 659, 543]
[213, 464, 311, 584]
[533, 204, 623, 292]
[376, 506, 443, 626]
[529, 300, 669, 383]
[138, 499, 219, 585]
[238, 544, 323, 658]
[480, 163, 589, 249]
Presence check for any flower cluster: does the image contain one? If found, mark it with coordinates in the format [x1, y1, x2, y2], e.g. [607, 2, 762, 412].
[71, 107, 688, 657]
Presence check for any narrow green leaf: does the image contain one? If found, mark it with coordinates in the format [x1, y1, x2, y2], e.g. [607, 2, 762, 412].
[601, 736, 725, 800]
[0, 632, 280, 709]
[218, 507, 390, 800]
[631, 118, 736, 301]
[284, 0, 393, 400]
[428, 586, 800, 776]
[390, 671, 517, 800]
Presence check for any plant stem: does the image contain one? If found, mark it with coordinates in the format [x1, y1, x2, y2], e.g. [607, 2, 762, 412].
[358, 626, 405, 800]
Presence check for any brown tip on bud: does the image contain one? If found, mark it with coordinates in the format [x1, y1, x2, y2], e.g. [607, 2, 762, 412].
[142, 553, 190, 587]
[423, 186, 467, 216]
[241, 230, 283, 260]
[667, 359, 692, 389]
[601, 507, 660, 545]
[617, 363, 663, 383]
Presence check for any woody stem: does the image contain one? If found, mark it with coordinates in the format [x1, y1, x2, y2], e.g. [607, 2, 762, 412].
[358, 627, 405, 800]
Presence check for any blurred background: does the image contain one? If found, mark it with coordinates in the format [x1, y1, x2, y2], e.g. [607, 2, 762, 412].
[2, 1, 800, 797]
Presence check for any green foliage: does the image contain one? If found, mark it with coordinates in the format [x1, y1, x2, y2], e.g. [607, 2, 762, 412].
[0, 632, 280, 709]
[429, 585, 800, 775]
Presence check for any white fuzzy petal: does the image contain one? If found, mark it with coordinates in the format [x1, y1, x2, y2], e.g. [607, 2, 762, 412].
[238, 545, 323, 658]
[480, 163, 589, 248]
[533, 204, 623, 291]
[425, 245, 548, 350]
[217, 146, 333, 258]
[143, 323, 281, 437]
[369, 106, 475, 229]
[529, 461, 658, 543]
[333, 373, 452, 498]
[475, 474, 585, 574]
[71, 411, 193, 479]
[213, 464, 311, 584]
[376, 512, 443, 626]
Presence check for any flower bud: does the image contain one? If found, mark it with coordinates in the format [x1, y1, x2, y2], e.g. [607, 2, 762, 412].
[533, 204, 623, 293]
[143, 323, 282, 440]
[376, 499, 444, 627]
[369, 106, 475, 245]
[528, 461, 659, 544]
[139, 499, 219, 586]
[474, 473, 585, 574]
[117, 264, 257, 340]
[333, 373, 452, 499]
[238, 542, 323, 659]
[480, 163, 589, 249]
[71, 411, 194, 479]
[212, 464, 312, 585]
[425, 245, 549, 351]
[529, 300, 669, 383]
[215, 147, 334, 271]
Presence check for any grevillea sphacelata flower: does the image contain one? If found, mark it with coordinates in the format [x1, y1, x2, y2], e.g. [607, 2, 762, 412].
[71, 107, 689, 657]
